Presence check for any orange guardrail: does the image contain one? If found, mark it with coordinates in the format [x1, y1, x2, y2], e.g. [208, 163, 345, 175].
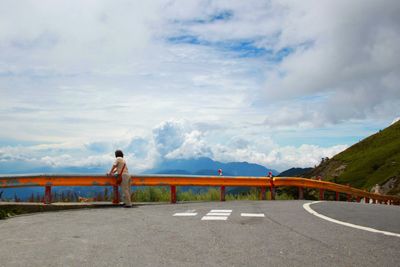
[0, 174, 399, 205]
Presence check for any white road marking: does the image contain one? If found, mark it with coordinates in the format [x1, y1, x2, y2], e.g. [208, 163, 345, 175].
[241, 213, 265, 217]
[206, 212, 231, 216]
[303, 201, 400, 238]
[201, 216, 228, 221]
[173, 213, 198, 216]
[202, 209, 232, 221]
[210, 209, 232, 213]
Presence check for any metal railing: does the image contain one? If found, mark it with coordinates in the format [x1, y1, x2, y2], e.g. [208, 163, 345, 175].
[0, 174, 399, 205]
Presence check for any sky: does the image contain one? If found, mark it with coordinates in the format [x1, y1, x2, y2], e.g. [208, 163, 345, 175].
[0, 0, 399, 173]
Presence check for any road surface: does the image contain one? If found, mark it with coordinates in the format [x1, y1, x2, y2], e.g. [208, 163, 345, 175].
[0, 200, 399, 266]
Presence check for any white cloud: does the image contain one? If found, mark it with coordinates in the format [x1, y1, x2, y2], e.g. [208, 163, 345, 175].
[149, 120, 350, 171]
[166, 130, 213, 159]
[152, 119, 188, 157]
[161, 0, 400, 127]
[0, 1, 397, 173]
[212, 140, 348, 171]
[261, 0, 400, 125]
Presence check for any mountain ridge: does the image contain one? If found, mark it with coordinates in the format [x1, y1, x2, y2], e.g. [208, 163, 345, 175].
[146, 157, 278, 176]
[304, 121, 400, 195]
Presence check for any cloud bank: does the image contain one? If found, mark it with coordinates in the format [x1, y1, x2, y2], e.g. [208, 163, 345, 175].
[0, 119, 348, 172]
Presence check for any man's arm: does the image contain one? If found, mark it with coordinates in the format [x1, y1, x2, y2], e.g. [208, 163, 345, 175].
[107, 164, 117, 176]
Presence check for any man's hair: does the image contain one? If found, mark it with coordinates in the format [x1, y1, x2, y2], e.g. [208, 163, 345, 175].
[115, 150, 124, 158]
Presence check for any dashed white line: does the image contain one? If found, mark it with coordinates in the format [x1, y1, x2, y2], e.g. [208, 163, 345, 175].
[303, 201, 400, 238]
[241, 213, 265, 217]
[175, 209, 266, 220]
[173, 210, 198, 216]
[210, 209, 232, 213]
[201, 216, 228, 221]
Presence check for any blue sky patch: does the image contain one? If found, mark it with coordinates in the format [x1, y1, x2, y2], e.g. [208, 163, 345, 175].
[209, 10, 233, 22]
[167, 35, 295, 61]
[172, 10, 233, 25]
[167, 35, 203, 45]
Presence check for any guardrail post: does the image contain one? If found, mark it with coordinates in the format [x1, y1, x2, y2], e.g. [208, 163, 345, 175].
[170, 185, 177, 204]
[319, 189, 324, 200]
[220, 186, 226, 201]
[269, 180, 275, 200]
[335, 192, 340, 201]
[43, 185, 52, 204]
[260, 186, 266, 200]
[112, 185, 120, 204]
[298, 187, 304, 200]
[318, 176, 324, 200]
[346, 184, 351, 202]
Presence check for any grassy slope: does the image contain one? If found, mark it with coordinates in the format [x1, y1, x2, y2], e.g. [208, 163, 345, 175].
[314, 121, 400, 190]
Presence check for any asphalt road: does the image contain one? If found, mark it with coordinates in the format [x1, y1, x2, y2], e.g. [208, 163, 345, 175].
[0, 200, 399, 267]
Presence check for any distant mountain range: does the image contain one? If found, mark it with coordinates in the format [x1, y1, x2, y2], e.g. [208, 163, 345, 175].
[146, 157, 279, 176]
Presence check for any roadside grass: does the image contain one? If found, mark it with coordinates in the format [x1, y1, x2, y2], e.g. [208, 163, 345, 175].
[0, 206, 29, 220]
[131, 187, 295, 202]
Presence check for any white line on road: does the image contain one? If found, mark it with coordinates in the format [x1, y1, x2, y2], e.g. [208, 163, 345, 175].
[201, 216, 228, 221]
[202, 209, 232, 221]
[210, 209, 232, 213]
[303, 201, 400, 238]
[173, 213, 198, 216]
[241, 213, 265, 217]
[206, 212, 231, 216]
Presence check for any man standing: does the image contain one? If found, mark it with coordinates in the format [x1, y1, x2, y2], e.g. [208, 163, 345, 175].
[108, 150, 132, 208]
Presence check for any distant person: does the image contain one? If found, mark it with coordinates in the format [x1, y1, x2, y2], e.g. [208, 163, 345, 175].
[108, 150, 132, 208]
[372, 184, 382, 195]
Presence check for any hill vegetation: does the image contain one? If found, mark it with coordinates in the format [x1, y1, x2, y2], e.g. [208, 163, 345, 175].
[305, 121, 400, 195]
[277, 167, 313, 177]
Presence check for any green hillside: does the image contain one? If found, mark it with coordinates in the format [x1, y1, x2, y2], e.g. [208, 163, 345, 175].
[306, 121, 400, 194]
